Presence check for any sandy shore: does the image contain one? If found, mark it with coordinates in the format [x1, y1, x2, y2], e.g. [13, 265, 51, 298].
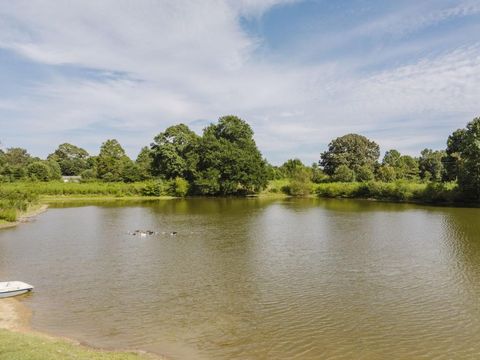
[0, 298, 31, 332]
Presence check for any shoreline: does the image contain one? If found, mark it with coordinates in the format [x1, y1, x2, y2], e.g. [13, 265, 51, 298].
[0, 204, 49, 230]
[0, 206, 165, 359]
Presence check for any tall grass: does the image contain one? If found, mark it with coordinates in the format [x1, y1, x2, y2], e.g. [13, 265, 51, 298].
[314, 181, 460, 203]
[0, 188, 39, 222]
[0, 181, 174, 197]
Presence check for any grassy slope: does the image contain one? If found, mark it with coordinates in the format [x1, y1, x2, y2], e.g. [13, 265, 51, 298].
[0, 330, 153, 360]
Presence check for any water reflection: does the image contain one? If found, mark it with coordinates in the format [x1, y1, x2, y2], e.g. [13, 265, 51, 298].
[1, 199, 480, 359]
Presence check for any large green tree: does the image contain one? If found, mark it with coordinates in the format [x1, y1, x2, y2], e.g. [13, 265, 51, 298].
[195, 115, 268, 195]
[48, 143, 90, 176]
[418, 149, 445, 182]
[443, 129, 467, 181]
[151, 124, 199, 181]
[455, 118, 480, 200]
[135, 146, 153, 180]
[96, 139, 133, 182]
[320, 133, 380, 177]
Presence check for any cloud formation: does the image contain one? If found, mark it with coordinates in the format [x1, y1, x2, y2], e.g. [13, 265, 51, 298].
[0, 0, 479, 164]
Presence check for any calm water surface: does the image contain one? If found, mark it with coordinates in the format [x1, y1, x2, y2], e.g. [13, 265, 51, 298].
[1, 198, 480, 359]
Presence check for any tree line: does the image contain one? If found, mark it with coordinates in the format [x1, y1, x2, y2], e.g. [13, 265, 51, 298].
[1, 115, 479, 200]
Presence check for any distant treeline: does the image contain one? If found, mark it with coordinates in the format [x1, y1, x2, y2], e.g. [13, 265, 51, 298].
[1, 115, 480, 201]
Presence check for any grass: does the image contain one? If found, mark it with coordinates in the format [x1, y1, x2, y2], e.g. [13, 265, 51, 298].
[263, 178, 461, 204]
[0, 188, 40, 222]
[314, 181, 460, 203]
[0, 330, 152, 360]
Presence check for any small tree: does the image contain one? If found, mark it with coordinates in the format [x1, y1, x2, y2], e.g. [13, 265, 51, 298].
[27, 162, 51, 181]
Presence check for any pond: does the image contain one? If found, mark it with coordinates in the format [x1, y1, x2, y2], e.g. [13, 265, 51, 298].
[1, 198, 480, 359]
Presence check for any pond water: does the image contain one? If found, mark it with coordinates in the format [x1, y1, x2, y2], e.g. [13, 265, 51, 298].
[1, 198, 480, 359]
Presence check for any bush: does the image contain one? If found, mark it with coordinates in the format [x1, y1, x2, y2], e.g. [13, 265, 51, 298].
[27, 162, 51, 181]
[140, 181, 165, 196]
[168, 177, 189, 197]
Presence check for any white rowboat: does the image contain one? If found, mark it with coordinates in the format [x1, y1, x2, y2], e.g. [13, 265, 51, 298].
[0, 281, 34, 298]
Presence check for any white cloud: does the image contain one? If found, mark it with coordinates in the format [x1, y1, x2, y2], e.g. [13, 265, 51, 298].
[0, 0, 478, 163]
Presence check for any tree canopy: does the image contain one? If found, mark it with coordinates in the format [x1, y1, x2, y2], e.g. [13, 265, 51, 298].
[195, 115, 268, 195]
[320, 133, 380, 178]
[151, 124, 199, 181]
[48, 143, 90, 176]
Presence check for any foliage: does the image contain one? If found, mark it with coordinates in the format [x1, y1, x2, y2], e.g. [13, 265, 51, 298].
[419, 149, 445, 182]
[279, 159, 305, 178]
[168, 177, 190, 197]
[356, 164, 374, 182]
[332, 165, 355, 182]
[27, 162, 51, 181]
[443, 128, 466, 181]
[135, 146, 153, 180]
[314, 181, 455, 202]
[456, 117, 480, 200]
[140, 181, 165, 197]
[381, 150, 420, 181]
[151, 124, 199, 181]
[194, 115, 268, 195]
[282, 167, 312, 197]
[47, 143, 90, 176]
[311, 162, 327, 183]
[96, 139, 134, 182]
[376, 165, 396, 182]
[0, 188, 39, 222]
[320, 134, 380, 177]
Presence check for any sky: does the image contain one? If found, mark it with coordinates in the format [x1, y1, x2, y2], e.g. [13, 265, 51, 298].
[0, 0, 479, 165]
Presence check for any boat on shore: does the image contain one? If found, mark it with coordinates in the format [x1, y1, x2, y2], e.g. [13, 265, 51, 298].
[0, 281, 34, 298]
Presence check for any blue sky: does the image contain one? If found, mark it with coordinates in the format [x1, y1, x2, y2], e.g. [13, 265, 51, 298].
[0, 0, 479, 164]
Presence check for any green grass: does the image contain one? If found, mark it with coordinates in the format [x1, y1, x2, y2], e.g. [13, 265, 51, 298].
[0, 330, 153, 360]
[0, 188, 40, 222]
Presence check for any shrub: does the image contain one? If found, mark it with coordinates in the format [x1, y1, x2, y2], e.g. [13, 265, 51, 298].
[141, 181, 165, 196]
[168, 177, 189, 197]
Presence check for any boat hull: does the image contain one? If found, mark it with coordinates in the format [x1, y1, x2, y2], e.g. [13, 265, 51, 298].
[0, 281, 34, 298]
[0, 289, 32, 298]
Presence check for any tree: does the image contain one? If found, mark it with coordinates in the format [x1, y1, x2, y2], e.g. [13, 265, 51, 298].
[356, 164, 374, 182]
[194, 115, 268, 195]
[311, 162, 327, 183]
[455, 118, 480, 200]
[96, 139, 133, 182]
[48, 143, 89, 176]
[135, 146, 153, 180]
[383, 149, 401, 167]
[151, 124, 199, 181]
[3, 148, 31, 167]
[396, 155, 419, 181]
[419, 149, 445, 182]
[332, 165, 355, 182]
[443, 129, 467, 181]
[286, 168, 312, 196]
[376, 165, 396, 182]
[320, 134, 380, 177]
[279, 159, 306, 178]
